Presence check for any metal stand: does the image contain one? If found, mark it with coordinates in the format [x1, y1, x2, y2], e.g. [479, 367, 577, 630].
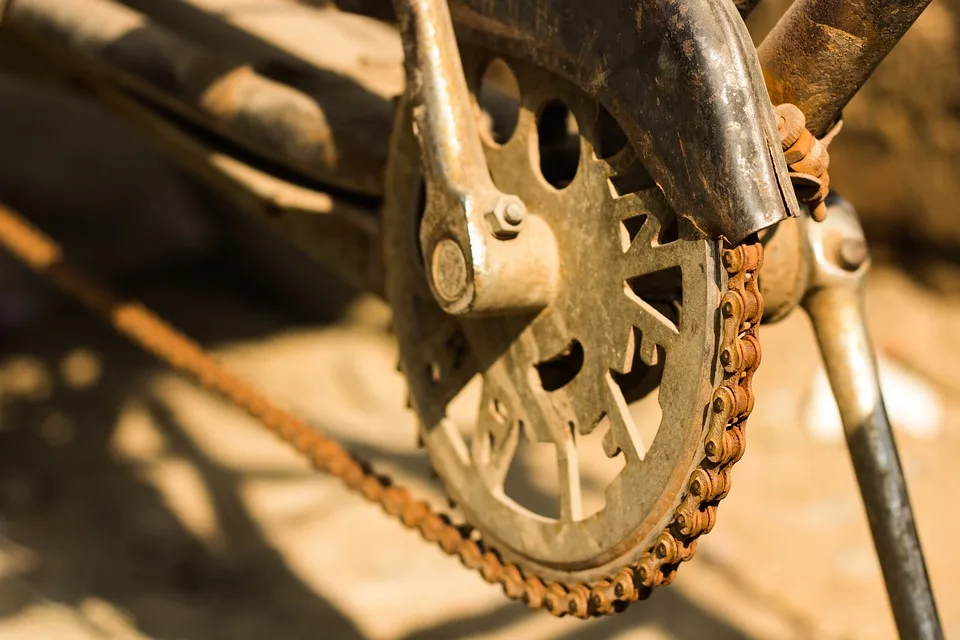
[801, 197, 943, 639]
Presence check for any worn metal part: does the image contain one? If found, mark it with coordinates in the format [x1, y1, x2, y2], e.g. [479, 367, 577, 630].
[393, 0, 558, 315]
[385, 44, 763, 593]
[775, 103, 835, 222]
[801, 196, 943, 640]
[757, 0, 933, 138]
[2, 0, 392, 196]
[447, 0, 799, 243]
[757, 216, 807, 324]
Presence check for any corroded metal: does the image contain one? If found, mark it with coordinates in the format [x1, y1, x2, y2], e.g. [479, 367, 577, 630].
[384, 44, 761, 588]
[0, 182, 759, 616]
[775, 103, 835, 222]
[757, 0, 933, 138]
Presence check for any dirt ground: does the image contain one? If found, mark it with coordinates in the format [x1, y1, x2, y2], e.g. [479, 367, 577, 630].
[0, 3, 957, 637]
[0, 259, 957, 640]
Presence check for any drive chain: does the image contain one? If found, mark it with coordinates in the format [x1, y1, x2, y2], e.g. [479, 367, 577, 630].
[0, 203, 761, 619]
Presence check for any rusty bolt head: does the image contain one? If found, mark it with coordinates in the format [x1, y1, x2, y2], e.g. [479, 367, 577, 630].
[774, 103, 806, 149]
[487, 195, 526, 239]
[431, 239, 469, 302]
[837, 238, 868, 271]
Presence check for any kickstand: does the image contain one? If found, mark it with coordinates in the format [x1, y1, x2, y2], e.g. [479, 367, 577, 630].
[800, 197, 943, 639]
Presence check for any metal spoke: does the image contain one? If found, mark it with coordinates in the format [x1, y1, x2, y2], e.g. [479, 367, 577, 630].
[557, 428, 583, 522]
[623, 291, 679, 353]
[623, 235, 686, 275]
[603, 373, 648, 463]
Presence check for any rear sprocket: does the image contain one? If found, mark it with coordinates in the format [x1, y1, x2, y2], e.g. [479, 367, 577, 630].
[384, 46, 762, 595]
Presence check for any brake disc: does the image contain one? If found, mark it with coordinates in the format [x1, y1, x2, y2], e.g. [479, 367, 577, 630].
[385, 46, 738, 585]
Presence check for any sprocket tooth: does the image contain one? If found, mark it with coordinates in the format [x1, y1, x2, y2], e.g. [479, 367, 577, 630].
[602, 428, 622, 458]
[638, 335, 660, 367]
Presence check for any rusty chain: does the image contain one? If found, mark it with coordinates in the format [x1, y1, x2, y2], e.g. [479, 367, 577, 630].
[775, 102, 840, 222]
[0, 201, 762, 618]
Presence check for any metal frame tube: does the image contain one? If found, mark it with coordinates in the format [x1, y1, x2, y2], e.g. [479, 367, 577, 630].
[757, 0, 933, 137]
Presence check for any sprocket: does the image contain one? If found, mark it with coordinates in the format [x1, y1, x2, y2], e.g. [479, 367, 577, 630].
[385, 46, 740, 585]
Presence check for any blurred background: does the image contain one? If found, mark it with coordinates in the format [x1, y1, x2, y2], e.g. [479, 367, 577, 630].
[0, 0, 955, 638]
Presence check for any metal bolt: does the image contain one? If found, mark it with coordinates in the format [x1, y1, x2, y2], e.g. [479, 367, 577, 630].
[488, 196, 526, 239]
[503, 201, 525, 225]
[431, 239, 469, 302]
[719, 349, 732, 366]
[838, 238, 868, 271]
[721, 300, 734, 318]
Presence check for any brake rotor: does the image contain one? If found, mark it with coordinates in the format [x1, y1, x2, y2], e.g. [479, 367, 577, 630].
[384, 47, 734, 584]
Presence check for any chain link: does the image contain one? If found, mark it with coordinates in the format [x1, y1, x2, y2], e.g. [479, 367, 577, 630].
[0, 203, 761, 618]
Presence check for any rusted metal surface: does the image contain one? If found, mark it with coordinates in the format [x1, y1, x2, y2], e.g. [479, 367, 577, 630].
[2, 0, 392, 196]
[392, 0, 559, 315]
[801, 197, 943, 639]
[445, 0, 799, 243]
[775, 103, 835, 222]
[757, 0, 933, 138]
[0, 195, 763, 617]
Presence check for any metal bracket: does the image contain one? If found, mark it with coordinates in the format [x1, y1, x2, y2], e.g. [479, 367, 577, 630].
[393, 0, 559, 316]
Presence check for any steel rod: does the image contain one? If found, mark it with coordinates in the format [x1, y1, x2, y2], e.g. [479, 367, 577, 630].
[757, 0, 933, 137]
[802, 199, 943, 640]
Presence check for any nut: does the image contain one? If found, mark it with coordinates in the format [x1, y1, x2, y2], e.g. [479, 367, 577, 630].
[486, 195, 526, 239]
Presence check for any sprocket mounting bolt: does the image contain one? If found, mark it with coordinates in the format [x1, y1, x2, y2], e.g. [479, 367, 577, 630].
[487, 195, 526, 239]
